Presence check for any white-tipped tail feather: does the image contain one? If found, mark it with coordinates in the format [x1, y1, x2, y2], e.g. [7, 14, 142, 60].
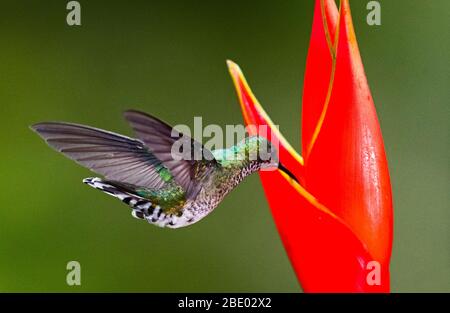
[83, 177, 187, 228]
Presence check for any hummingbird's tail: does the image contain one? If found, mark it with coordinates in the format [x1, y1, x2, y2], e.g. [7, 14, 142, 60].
[83, 177, 158, 220]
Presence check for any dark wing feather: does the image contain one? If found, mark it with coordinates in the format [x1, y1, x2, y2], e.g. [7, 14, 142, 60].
[31, 122, 170, 189]
[123, 110, 217, 198]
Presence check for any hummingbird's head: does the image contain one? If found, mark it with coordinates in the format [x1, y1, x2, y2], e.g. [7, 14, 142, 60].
[241, 136, 299, 183]
[240, 136, 277, 168]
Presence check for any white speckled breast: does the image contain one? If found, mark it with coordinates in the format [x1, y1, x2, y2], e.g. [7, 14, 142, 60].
[166, 161, 262, 228]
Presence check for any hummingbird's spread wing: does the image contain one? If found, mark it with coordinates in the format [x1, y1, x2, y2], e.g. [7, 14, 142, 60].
[31, 122, 172, 189]
[123, 110, 218, 199]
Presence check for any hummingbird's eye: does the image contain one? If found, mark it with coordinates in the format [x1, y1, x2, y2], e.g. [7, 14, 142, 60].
[258, 147, 272, 162]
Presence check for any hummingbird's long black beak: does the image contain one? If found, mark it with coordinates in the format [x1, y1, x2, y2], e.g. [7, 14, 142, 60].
[278, 162, 299, 184]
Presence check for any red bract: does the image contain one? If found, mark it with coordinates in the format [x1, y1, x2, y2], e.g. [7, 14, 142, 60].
[227, 0, 393, 292]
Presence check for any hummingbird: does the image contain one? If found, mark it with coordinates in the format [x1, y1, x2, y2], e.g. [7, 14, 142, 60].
[31, 110, 298, 228]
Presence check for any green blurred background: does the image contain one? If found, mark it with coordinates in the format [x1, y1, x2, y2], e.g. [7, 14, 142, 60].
[0, 0, 448, 292]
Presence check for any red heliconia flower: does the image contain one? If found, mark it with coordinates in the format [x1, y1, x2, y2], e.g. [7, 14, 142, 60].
[227, 0, 393, 292]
